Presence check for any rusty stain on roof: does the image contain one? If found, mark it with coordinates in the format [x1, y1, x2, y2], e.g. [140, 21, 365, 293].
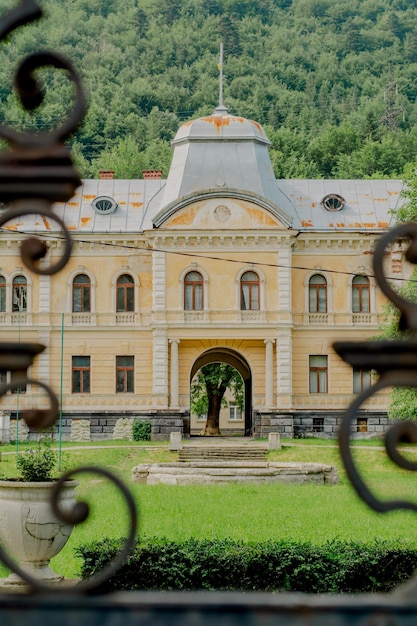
[67, 202, 78, 207]
[83, 195, 95, 200]
[336, 223, 345, 228]
[131, 202, 143, 208]
[302, 219, 313, 227]
[378, 221, 389, 228]
[66, 225, 77, 230]
[42, 216, 51, 230]
[312, 202, 316, 208]
[388, 190, 400, 196]
[80, 217, 91, 227]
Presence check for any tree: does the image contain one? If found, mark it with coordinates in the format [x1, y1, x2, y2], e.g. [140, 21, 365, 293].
[191, 363, 244, 436]
[378, 170, 417, 420]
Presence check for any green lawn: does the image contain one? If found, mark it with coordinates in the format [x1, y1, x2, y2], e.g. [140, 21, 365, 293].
[1, 439, 417, 580]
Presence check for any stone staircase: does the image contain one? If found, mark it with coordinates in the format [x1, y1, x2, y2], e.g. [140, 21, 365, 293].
[178, 446, 268, 462]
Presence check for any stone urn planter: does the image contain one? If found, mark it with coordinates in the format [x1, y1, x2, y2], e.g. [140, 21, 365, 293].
[0, 479, 78, 585]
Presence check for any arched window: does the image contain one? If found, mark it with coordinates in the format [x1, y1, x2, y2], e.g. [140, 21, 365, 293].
[352, 275, 370, 313]
[72, 274, 91, 312]
[0, 275, 5, 312]
[309, 274, 327, 313]
[12, 275, 27, 312]
[117, 274, 134, 312]
[184, 271, 203, 310]
[240, 271, 260, 311]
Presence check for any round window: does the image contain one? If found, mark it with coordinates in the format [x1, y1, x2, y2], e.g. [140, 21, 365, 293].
[321, 194, 345, 212]
[91, 196, 118, 215]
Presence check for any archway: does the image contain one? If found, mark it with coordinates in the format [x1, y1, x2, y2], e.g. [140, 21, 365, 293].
[190, 348, 253, 437]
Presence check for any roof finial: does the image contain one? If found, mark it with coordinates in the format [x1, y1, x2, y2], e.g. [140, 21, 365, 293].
[214, 42, 228, 115]
[219, 41, 224, 107]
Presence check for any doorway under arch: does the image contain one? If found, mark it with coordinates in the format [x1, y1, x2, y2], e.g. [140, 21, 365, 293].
[190, 347, 253, 436]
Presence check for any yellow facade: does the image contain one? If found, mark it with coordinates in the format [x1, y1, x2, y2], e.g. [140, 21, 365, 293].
[0, 108, 403, 439]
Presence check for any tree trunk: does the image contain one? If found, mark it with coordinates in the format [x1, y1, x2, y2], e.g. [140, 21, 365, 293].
[200, 393, 222, 436]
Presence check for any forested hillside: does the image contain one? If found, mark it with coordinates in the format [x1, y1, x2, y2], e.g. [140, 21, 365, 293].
[2, 0, 417, 179]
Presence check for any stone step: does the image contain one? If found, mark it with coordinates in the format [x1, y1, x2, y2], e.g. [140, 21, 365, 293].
[178, 446, 267, 462]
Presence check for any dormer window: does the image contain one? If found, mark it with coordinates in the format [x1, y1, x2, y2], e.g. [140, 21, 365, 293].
[91, 196, 118, 215]
[321, 194, 345, 212]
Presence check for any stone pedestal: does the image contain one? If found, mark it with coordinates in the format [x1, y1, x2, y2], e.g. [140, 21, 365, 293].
[169, 432, 183, 451]
[267, 432, 281, 450]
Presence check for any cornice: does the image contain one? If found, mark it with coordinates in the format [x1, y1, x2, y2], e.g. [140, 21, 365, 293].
[149, 231, 295, 249]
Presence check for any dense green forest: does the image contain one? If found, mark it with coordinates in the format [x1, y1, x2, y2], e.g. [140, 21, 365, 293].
[2, 0, 417, 179]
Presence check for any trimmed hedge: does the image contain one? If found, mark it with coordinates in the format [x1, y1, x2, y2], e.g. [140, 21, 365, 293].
[132, 420, 151, 441]
[75, 537, 417, 593]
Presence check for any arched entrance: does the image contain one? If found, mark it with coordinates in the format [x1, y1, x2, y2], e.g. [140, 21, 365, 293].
[190, 347, 253, 436]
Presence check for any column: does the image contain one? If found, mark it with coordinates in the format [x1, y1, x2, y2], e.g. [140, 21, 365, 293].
[276, 329, 292, 409]
[264, 339, 274, 408]
[152, 329, 169, 407]
[169, 339, 180, 408]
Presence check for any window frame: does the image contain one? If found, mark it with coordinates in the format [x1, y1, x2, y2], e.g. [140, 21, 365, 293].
[72, 274, 91, 313]
[240, 271, 260, 311]
[229, 404, 243, 421]
[116, 356, 134, 393]
[352, 275, 370, 313]
[184, 271, 204, 311]
[116, 274, 135, 312]
[309, 355, 328, 394]
[353, 368, 372, 393]
[72, 356, 91, 394]
[309, 274, 327, 313]
[12, 275, 27, 312]
[0, 275, 6, 312]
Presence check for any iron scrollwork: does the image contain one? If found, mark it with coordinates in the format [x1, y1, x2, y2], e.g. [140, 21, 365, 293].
[0, 0, 138, 592]
[334, 224, 417, 517]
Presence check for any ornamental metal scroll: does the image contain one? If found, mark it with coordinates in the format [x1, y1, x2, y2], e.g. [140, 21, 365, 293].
[0, 0, 138, 592]
[334, 223, 417, 595]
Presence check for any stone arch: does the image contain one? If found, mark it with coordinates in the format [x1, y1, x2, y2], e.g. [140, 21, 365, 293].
[190, 347, 253, 436]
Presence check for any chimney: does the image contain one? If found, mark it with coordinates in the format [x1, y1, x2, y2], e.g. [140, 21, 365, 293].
[99, 170, 115, 180]
[142, 169, 162, 179]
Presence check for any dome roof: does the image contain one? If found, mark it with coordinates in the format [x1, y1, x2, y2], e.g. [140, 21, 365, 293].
[173, 105, 270, 146]
[159, 105, 291, 214]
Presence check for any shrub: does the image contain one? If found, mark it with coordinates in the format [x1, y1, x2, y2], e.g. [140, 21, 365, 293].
[16, 440, 57, 482]
[75, 537, 417, 593]
[133, 420, 151, 441]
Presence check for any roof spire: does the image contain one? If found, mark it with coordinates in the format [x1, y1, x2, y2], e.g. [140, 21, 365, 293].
[214, 41, 228, 115]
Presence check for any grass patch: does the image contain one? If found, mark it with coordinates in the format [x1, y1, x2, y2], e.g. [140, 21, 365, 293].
[0, 439, 417, 581]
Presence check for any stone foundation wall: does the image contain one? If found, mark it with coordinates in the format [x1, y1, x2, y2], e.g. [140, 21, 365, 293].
[293, 411, 390, 439]
[253, 412, 294, 438]
[8, 411, 187, 442]
[7, 410, 390, 443]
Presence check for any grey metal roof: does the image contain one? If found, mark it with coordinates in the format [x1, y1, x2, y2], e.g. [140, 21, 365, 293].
[2, 110, 404, 235]
[5, 178, 403, 235]
[277, 179, 402, 231]
[159, 106, 282, 209]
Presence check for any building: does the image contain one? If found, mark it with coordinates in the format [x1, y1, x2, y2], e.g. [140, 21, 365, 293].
[0, 104, 405, 439]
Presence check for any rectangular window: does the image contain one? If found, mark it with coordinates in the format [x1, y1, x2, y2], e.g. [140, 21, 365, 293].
[72, 356, 91, 393]
[229, 404, 242, 420]
[0, 283, 5, 312]
[11, 370, 26, 394]
[185, 284, 203, 310]
[309, 356, 328, 393]
[357, 417, 368, 433]
[312, 417, 324, 432]
[353, 368, 372, 393]
[116, 356, 134, 393]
